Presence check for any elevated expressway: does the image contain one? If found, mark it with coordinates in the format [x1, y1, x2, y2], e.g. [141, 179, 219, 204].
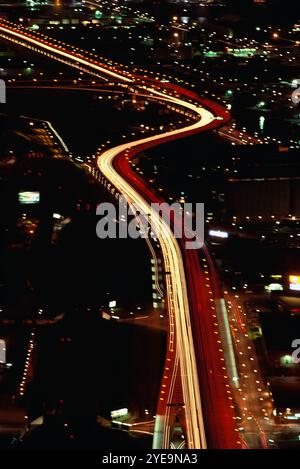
[0, 20, 240, 449]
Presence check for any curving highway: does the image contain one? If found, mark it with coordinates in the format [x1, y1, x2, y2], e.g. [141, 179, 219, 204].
[0, 19, 240, 449]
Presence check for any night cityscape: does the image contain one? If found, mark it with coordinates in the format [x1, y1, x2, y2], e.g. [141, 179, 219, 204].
[0, 0, 300, 461]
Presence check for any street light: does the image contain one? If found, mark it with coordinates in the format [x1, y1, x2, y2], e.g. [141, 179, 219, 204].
[259, 115, 265, 131]
[257, 101, 266, 108]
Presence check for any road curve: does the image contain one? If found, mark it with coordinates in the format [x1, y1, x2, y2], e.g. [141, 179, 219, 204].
[0, 19, 240, 449]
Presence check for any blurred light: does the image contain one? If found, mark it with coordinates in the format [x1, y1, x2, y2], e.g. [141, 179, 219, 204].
[289, 275, 300, 291]
[111, 408, 128, 419]
[209, 230, 229, 239]
[265, 283, 283, 292]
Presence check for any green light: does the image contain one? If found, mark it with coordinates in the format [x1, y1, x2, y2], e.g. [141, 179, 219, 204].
[259, 115, 265, 131]
[280, 355, 293, 365]
[227, 48, 257, 58]
[95, 10, 102, 19]
[257, 101, 266, 108]
[204, 51, 218, 58]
